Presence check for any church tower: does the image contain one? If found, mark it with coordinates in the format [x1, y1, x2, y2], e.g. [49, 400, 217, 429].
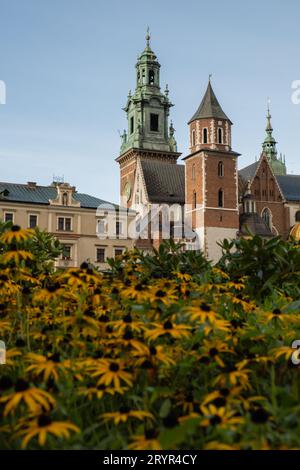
[116, 31, 180, 209]
[262, 104, 286, 176]
[184, 80, 240, 262]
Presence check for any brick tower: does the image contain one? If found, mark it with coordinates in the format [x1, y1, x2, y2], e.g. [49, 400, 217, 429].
[184, 79, 240, 261]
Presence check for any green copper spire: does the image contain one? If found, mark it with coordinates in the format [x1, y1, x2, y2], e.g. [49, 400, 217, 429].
[262, 102, 286, 175]
[119, 32, 177, 155]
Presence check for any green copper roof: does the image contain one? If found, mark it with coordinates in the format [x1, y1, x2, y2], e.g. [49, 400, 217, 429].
[0, 182, 122, 210]
[262, 105, 286, 176]
[188, 81, 231, 124]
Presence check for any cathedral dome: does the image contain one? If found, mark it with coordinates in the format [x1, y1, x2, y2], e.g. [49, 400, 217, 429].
[289, 223, 300, 240]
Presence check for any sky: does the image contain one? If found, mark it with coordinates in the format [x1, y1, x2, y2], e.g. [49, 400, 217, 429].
[0, 0, 299, 204]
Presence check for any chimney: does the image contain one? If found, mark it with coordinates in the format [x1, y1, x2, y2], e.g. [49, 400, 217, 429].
[27, 182, 37, 188]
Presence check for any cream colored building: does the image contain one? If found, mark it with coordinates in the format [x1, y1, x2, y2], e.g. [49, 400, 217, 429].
[0, 180, 135, 269]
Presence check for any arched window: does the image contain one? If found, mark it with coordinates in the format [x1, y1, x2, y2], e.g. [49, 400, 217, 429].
[149, 70, 155, 85]
[203, 128, 208, 144]
[295, 211, 300, 222]
[218, 161, 224, 177]
[262, 208, 272, 229]
[193, 191, 197, 209]
[218, 127, 223, 144]
[192, 129, 196, 146]
[192, 164, 196, 181]
[218, 189, 224, 208]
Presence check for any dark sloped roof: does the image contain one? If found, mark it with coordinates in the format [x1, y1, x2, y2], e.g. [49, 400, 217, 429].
[188, 81, 231, 124]
[239, 213, 273, 237]
[276, 175, 300, 201]
[0, 182, 120, 210]
[140, 160, 185, 203]
[239, 161, 259, 182]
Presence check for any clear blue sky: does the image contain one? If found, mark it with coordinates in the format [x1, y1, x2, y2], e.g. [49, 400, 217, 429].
[0, 0, 299, 203]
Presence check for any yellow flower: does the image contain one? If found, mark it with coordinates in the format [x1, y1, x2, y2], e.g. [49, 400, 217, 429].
[145, 320, 190, 341]
[101, 406, 153, 424]
[90, 359, 133, 388]
[129, 429, 161, 450]
[15, 414, 80, 448]
[0, 225, 33, 244]
[25, 352, 68, 382]
[0, 379, 55, 416]
[78, 383, 125, 400]
[200, 404, 244, 430]
[1, 250, 34, 264]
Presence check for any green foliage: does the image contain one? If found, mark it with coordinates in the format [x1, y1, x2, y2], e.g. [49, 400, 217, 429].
[218, 235, 300, 299]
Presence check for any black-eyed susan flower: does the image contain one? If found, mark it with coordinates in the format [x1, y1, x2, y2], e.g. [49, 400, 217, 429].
[200, 404, 244, 430]
[101, 406, 153, 424]
[25, 352, 68, 382]
[129, 429, 161, 450]
[90, 359, 133, 388]
[145, 320, 190, 341]
[14, 414, 80, 448]
[0, 225, 33, 244]
[0, 379, 55, 416]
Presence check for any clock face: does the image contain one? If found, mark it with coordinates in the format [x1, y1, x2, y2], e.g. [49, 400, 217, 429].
[124, 182, 131, 202]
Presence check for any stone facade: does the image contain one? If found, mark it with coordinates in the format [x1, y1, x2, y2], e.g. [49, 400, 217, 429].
[0, 181, 135, 269]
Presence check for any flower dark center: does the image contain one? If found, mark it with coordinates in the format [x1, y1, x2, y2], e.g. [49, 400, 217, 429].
[123, 314, 132, 323]
[11, 225, 21, 232]
[123, 330, 134, 340]
[210, 415, 222, 425]
[109, 362, 119, 372]
[150, 346, 157, 355]
[135, 284, 143, 291]
[200, 302, 211, 312]
[272, 308, 281, 315]
[49, 353, 60, 363]
[15, 379, 29, 392]
[209, 348, 218, 357]
[163, 320, 173, 330]
[250, 407, 269, 424]
[38, 414, 52, 427]
[119, 406, 130, 414]
[220, 388, 230, 397]
[156, 290, 166, 298]
[145, 428, 158, 439]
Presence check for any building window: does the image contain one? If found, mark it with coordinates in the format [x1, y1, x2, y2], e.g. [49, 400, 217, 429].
[192, 129, 196, 146]
[29, 214, 38, 229]
[262, 208, 272, 229]
[192, 164, 196, 181]
[295, 211, 300, 222]
[4, 212, 13, 223]
[116, 221, 123, 236]
[203, 128, 208, 144]
[130, 116, 134, 134]
[149, 69, 155, 85]
[96, 247, 106, 263]
[218, 161, 224, 177]
[97, 219, 106, 235]
[150, 113, 159, 132]
[218, 127, 223, 144]
[193, 191, 197, 209]
[218, 189, 224, 208]
[57, 217, 72, 231]
[62, 244, 72, 260]
[115, 248, 124, 258]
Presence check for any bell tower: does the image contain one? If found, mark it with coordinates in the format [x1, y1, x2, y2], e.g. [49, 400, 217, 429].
[116, 30, 180, 209]
[184, 79, 240, 262]
[262, 103, 286, 176]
